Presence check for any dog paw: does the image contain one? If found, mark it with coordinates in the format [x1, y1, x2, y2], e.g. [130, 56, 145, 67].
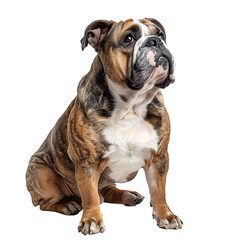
[122, 191, 144, 206]
[78, 216, 106, 235]
[61, 201, 82, 215]
[153, 210, 183, 230]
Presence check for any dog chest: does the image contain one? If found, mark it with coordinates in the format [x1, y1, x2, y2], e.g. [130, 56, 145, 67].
[103, 114, 158, 183]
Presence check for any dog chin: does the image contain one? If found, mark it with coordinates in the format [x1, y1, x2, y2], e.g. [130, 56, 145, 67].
[127, 69, 168, 91]
[144, 65, 169, 88]
[126, 81, 144, 90]
[128, 60, 169, 91]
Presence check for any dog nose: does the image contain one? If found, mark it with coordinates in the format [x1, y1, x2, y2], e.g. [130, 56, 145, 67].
[142, 37, 162, 48]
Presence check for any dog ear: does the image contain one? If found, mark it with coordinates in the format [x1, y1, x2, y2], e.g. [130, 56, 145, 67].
[81, 20, 115, 51]
[145, 18, 166, 42]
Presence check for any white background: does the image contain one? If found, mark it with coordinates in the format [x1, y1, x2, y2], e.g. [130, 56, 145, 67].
[1, 0, 240, 239]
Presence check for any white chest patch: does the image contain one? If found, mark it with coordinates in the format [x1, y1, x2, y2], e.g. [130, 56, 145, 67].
[103, 114, 158, 183]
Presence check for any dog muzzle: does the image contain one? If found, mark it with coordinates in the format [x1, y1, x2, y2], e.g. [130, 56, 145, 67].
[127, 36, 175, 90]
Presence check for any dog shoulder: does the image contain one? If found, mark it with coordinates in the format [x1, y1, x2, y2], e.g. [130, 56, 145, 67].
[67, 96, 109, 167]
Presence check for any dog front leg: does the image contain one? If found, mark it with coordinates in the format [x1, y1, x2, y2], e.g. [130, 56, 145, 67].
[144, 151, 183, 230]
[76, 165, 105, 235]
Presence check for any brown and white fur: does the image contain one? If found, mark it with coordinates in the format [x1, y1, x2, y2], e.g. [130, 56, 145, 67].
[26, 18, 182, 235]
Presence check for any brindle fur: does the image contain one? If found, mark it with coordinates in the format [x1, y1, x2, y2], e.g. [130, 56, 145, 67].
[26, 18, 182, 234]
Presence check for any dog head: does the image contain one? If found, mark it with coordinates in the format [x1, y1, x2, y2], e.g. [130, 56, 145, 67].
[81, 18, 175, 92]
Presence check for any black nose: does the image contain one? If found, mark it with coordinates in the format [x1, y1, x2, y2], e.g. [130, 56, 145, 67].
[142, 37, 162, 48]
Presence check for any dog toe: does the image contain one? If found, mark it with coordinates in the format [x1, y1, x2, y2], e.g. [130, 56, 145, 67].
[78, 218, 105, 235]
[122, 191, 144, 206]
[62, 201, 82, 215]
[154, 212, 183, 230]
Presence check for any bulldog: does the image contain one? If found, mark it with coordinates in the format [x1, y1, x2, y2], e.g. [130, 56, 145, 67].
[26, 18, 182, 235]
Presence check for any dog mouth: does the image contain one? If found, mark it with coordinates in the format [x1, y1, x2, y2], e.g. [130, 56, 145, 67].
[155, 47, 175, 89]
[127, 38, 175, 90]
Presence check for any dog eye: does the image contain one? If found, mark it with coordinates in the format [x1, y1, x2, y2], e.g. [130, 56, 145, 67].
[124, 34, 135, 45]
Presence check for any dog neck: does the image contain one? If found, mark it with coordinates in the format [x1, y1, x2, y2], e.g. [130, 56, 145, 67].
[106, 75, 160, 120]
[77, 56, 114, 115]
[77, 55, 160, 120]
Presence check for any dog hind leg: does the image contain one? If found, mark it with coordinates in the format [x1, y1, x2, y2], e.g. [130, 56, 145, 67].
[26, 158, 82, 215]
